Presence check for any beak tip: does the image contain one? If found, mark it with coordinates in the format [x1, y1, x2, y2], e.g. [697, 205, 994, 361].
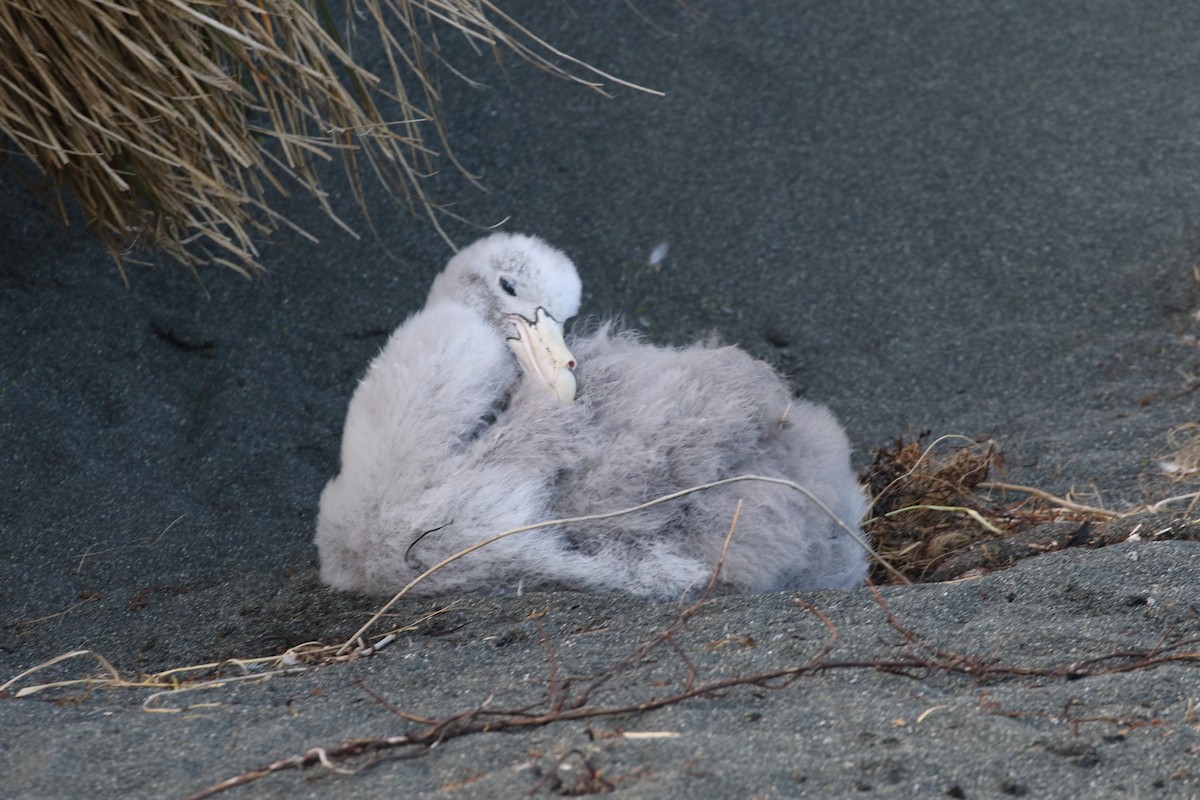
[553, 368, 577, 404]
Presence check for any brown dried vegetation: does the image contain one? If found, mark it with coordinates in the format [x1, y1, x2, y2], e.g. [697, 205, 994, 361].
[862, 433, 1200, 584]
[0, 1, 651, 277]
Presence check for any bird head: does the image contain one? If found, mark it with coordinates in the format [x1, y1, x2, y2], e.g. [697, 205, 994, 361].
[428, 233, 581, 403]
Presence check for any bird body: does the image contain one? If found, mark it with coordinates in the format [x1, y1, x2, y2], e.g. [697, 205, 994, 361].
[316, 234, 869, 598]
[555, 327, 869, 594]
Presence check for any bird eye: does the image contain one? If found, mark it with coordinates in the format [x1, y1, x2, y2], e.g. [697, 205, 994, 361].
[499, 277, 517, 297]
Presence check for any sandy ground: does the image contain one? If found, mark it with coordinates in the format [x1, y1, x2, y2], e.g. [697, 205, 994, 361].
[3, 1, 1200, 797]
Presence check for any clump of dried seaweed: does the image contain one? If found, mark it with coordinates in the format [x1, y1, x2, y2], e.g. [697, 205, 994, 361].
[861, 431, 1200, 584]
[862, 434, 1018, 583]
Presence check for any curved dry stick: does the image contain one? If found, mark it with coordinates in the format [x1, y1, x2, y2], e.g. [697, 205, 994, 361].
[698, 497, 743, 600]
[983, 481, 1200, 520]
[874, 503, 1005, 535]
[186, 580, 1200, 799]
[0, 650, 122, 697]
[978, 481, 1118, 519]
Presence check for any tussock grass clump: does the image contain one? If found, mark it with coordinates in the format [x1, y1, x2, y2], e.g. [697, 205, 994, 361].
[0, 0, 648, 278]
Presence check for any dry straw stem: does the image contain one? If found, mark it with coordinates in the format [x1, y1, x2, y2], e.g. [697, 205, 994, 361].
[983, 420, 1200, 518]
[980, 481, 1200, 519]
[0, 605, 452, 710]
[0, 1, 658, 278]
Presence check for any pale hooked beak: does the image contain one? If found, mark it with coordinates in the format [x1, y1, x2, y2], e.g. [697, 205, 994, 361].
[507, 308, 577, 404]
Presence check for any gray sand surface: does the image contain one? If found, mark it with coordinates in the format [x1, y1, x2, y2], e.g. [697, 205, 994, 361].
[3, 1, 1200, 797]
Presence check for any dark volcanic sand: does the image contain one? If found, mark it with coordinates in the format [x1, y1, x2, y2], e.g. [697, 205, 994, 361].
[3, 1, 1200, 797]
